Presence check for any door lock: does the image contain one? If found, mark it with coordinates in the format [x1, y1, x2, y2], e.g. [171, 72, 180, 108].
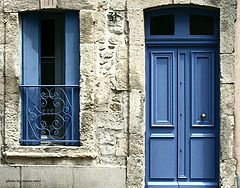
[200, 113, 206, 120]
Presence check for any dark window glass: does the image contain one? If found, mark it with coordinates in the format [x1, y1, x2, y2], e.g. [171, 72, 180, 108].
[150, 15, 174, 35]
[41, 19, 55, 85]
[40, 17, 64, 85]
[40, 16, 65, 141]
[190, 15, 214, 35]
[41, 19, 55, 57]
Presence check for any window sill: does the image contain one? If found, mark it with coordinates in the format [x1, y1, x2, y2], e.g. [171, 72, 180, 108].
[4, 146, 97, 159]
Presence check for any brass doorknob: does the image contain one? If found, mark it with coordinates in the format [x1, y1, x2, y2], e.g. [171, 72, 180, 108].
[200, 113, 206, 120]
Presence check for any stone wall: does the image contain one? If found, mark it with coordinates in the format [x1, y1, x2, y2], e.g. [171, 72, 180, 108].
[0, 0, 238, 187]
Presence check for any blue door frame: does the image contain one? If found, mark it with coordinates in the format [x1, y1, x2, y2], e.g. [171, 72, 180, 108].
[145, 7, 220, 188]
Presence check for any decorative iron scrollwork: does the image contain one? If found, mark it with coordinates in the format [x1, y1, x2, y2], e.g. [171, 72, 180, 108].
[21, 86, 77, 142]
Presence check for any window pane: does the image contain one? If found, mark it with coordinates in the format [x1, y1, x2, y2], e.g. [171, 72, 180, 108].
[41, 19, 55, 85]
[150, 15, 174, 35]
[41, 62, 55, 84]
[190, 15, 214, 35]
[41, 19, 55, 56]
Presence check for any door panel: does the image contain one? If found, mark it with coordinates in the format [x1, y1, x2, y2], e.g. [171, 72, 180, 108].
[151, 51, 176, 127]
[190, 136, 216, 179]
[150, 135, 176, 179]
[146, 47, 219, 188]
[191, 52, 214, 127]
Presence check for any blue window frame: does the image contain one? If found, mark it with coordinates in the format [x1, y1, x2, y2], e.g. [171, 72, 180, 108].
[20, 11, 80, 146]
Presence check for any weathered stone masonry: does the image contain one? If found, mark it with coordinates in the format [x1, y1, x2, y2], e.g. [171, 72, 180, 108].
[0, 0, 238, 187]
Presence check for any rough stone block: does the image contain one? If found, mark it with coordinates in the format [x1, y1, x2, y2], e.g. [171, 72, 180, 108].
[74, 167, 126, 188]
[80, 44, 96, 110]
[40, 0, 57, 9]
[220, 115, 234, 160]
[220, 159, 237, 188]
[4, 107, 20, 147]
[57, 0, 95, 10]
[220, 0, 237, 7]
[21, 166, 74, 188]
[95, 12, 107, 42]
[95, 80, 110, 112]
[0, 44, 4, 77]
[0, 14, 4, 45]
[129, 89, 144, 134]
[129, 45, 145, 90]
[0, 44, 4, 119]
[174, 0, 190, 4]
[0, 1, 3, 13]
[190, 0, 219, 7]
[99, 155, 126, 166]
[5, 46, 20, 79]
[0, 166, 20, 188]
[98, 128, 117, 145]
[107, 11, 125, 35]
[110, 0, 126, 10]
[220, 7, 236, 54]
[98, 128, 127, 156]
[220, 27, 235, 54]
[99, 144, 116, 155]
[220, 54, 234, 83]
[116, 133, 127, 157]
[81, 45, 96, 71]
[4, 0, 39, 12]
[4, 14, 20, 92]
[220, 84, 234, 115]
[5, 13, 19, 46]
[80, 10, 96, 44]
[129, 133, 144, 155]
[127, 0, 172, 10]
[0, 134, 2, 162]
[128, 10, 144, 45]
[80, 111, 95, 144]
[114, 46, 128, 91]
[127, 155, 144, 187]
[4, 74, 20, 147]
[95, 112, 125, 130]
[97, 0, 108, 11]
[5, 12, 20, 79]
[80, 76, 95, 110]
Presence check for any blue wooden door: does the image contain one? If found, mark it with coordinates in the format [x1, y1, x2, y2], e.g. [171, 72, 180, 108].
[146, 46, 219, 187]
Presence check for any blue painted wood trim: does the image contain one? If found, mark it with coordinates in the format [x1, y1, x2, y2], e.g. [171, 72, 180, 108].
[150, 133, 175, 138]
[20, 85, 79, 87]
[146, 39, 218, 46]
[22, 12, 40, 85]
[21, 12, 41, 146]
[65, 11, 80, 85]
[64, 11, 80, 146]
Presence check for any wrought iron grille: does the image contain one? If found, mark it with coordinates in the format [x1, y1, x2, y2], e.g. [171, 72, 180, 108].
[20, 85, 79, 145]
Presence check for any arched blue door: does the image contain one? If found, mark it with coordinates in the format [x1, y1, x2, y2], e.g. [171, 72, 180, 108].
[145, 7, 220, 188]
